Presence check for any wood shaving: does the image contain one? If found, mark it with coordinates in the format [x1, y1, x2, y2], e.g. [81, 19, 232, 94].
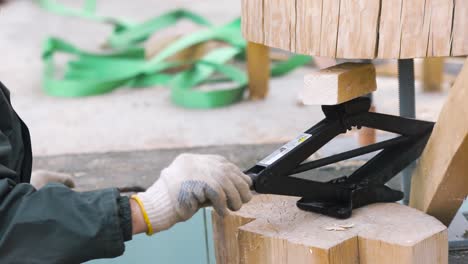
[324, 223, 355, 231]
[325, 226, 347, 231]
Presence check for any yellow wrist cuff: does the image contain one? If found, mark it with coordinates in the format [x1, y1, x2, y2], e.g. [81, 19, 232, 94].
[131, 195, 154, 235]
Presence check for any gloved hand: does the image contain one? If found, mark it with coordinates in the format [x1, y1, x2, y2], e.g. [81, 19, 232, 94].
[133, 153, 252, 234]
[30, 170, 76, 189]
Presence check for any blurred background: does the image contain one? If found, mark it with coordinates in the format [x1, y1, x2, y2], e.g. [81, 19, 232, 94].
[0, 0, 466, 263]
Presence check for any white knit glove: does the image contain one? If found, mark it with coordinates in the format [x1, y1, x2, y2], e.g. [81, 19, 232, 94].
[30, 170, 76, 189]
[134, 154, 252, 234]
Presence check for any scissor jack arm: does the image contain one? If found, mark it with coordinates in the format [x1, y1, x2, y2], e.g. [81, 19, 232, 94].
[245, 97, 434, 218]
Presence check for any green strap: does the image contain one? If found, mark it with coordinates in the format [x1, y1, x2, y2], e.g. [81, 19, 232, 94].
[39, 0, 312, 108]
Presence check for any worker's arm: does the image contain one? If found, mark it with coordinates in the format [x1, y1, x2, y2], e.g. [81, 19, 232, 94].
[0, 81, 252, 262]
[0, 82, 132, 263]
[0, 176, 132, 263]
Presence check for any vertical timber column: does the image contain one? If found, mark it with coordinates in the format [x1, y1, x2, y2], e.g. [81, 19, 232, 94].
[423, 58, 444, 92]
[247, 42, 270, 100]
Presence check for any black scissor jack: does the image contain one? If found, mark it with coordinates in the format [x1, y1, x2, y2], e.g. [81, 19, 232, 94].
[245, 97, 434, 219]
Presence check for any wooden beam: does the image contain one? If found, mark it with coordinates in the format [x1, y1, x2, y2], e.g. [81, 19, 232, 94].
[422, 58, 445, 92]
[427, 0, 453, 56]
[410, 58, 468, 226]
[451, 0, 468, 56]
[378, 0, 403, 59]
[212, 195, 448, 264]
[336, 0, 380, 59]
[295, 0, 322, 55]
[241, 0, 467, 59]
[263, 0, 296, 51]
[319, 0, 340, 57]
[399, 0, 431, 58]
[300, 63, 377, 105]
[241, 0, 264, 44]
[247, 42, 270, 100]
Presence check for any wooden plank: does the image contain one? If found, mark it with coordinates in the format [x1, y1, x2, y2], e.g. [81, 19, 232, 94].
[422, 57, 444, 92]
[451, 0, 468, 56]
[427, 0, 453, 56]
[263, 0, 296, 51]
[212, 195, 448, 264]
[336, 0, 380, 59]
[377, 0, 403, 59]
[319, 0, 341, 57]
[247, 42, 270, 100]
[295, 0, 323, 55]
[410, 58, 468, 226]
[300, 63, 377, 105]
[399, 0, 432, 58]
[241, 0, 264, 44]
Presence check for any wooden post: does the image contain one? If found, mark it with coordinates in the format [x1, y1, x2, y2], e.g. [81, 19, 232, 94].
[422, 58, 444, 92]
[358, 105, 377, 146]
[410, 58, 468, 226]
[247, 42, 270, 100]
[212, 195, 447, 264]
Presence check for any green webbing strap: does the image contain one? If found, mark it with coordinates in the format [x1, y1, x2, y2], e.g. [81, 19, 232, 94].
[39, 0, 312, 108]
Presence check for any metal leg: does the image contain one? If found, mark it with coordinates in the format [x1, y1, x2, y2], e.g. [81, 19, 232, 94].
[398, 59, 416, 205]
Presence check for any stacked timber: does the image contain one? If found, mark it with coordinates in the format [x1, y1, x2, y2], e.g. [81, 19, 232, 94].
[212, 194, 447, 264]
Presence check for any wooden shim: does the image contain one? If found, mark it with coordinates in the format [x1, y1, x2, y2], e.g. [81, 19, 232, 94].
[241, 0, 264, 44]
[377, 0, 403, 59]
[427, 0, 453, 57]
[336, 0, 380, 59]
[247, 42, 270, 100]
[319, 0, 341, 57]
[399, 0, 432, 58]
[410, 58, 468, 226]
[300, 63, 376, 105]
[295, 0, 323, 55]
[212, 195, 448, 264]
[263, 0, 296, 51]
[451, 0, 468, 56]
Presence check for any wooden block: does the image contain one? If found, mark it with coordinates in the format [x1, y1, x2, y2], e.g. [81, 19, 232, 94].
[451, 0, 468, 56]
[247, 42, 270, 100]
[144, 20, 221, 63]
[410, 58, 468, 226]
[295, 0, 322, 55]
[336, 0, 380, 59]
[400, 0, 432, 58]
[300, 63, 376, 105]
[319, 0, 341, 57]
[212, 194, 448, 264]
[241, 0, 264, 44]
[423, 57, 444, 92]
[377, 0, 403, 59]
[427, 0, 453, 56]
[263, 0, 296, 51]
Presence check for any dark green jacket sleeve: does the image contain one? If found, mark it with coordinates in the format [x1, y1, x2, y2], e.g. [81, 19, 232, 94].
[0, 82, 132, 264]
